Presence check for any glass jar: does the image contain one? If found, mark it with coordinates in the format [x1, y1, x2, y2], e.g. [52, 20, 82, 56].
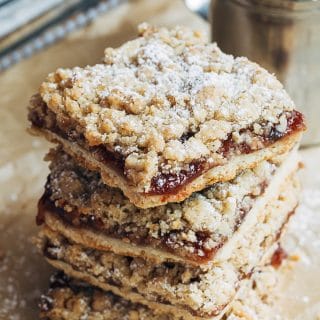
[211, 0, 320, 146]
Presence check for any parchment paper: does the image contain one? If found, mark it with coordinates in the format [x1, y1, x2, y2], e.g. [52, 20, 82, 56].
[0, 1, 318, 319]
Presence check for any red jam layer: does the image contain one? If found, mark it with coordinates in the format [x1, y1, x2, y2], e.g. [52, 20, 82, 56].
[148, 160, 206, 196]
[30, 100, 304, 196]
[219, 110, 305, 157]
[147, 110, 304, 195]
[271, 246, 288, 269]
[37, 194, 223, 263]
[37, 176, 267, 264]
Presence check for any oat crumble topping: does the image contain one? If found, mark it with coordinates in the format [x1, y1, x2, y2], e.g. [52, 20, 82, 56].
[34, 23, 298, 191]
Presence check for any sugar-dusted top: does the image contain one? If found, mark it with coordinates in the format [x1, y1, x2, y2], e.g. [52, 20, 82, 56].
[39, 23, 296, 190]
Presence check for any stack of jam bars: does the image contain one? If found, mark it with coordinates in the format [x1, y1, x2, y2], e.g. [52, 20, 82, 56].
[28, 24, 305, 320]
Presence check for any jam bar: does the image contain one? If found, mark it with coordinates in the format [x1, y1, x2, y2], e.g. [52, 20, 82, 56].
[28, 24, 305, 208]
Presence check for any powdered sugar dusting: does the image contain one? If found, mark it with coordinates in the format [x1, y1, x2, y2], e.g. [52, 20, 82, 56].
[0, 213, 52, 320]
[37, 23, 298, 191]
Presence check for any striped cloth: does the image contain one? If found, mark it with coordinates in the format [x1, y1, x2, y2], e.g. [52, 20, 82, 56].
[0, 0, 124, 72]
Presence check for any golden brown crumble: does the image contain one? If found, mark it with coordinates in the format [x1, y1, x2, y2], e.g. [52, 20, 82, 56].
[39, 273, 162, 320]
[32, 23, 299, 191]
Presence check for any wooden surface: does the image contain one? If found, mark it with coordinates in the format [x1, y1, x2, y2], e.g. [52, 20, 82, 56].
[0, 1, 319, 319]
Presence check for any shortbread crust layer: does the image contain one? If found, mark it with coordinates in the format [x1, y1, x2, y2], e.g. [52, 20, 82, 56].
[37, 173, 299, 319]
[28, 24, 305, 208]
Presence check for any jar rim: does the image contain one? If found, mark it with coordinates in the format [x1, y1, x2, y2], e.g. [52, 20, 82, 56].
[230, 0, 320, 14]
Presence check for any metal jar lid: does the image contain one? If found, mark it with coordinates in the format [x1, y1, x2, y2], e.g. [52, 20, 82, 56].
[234, 0, 320, 13]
